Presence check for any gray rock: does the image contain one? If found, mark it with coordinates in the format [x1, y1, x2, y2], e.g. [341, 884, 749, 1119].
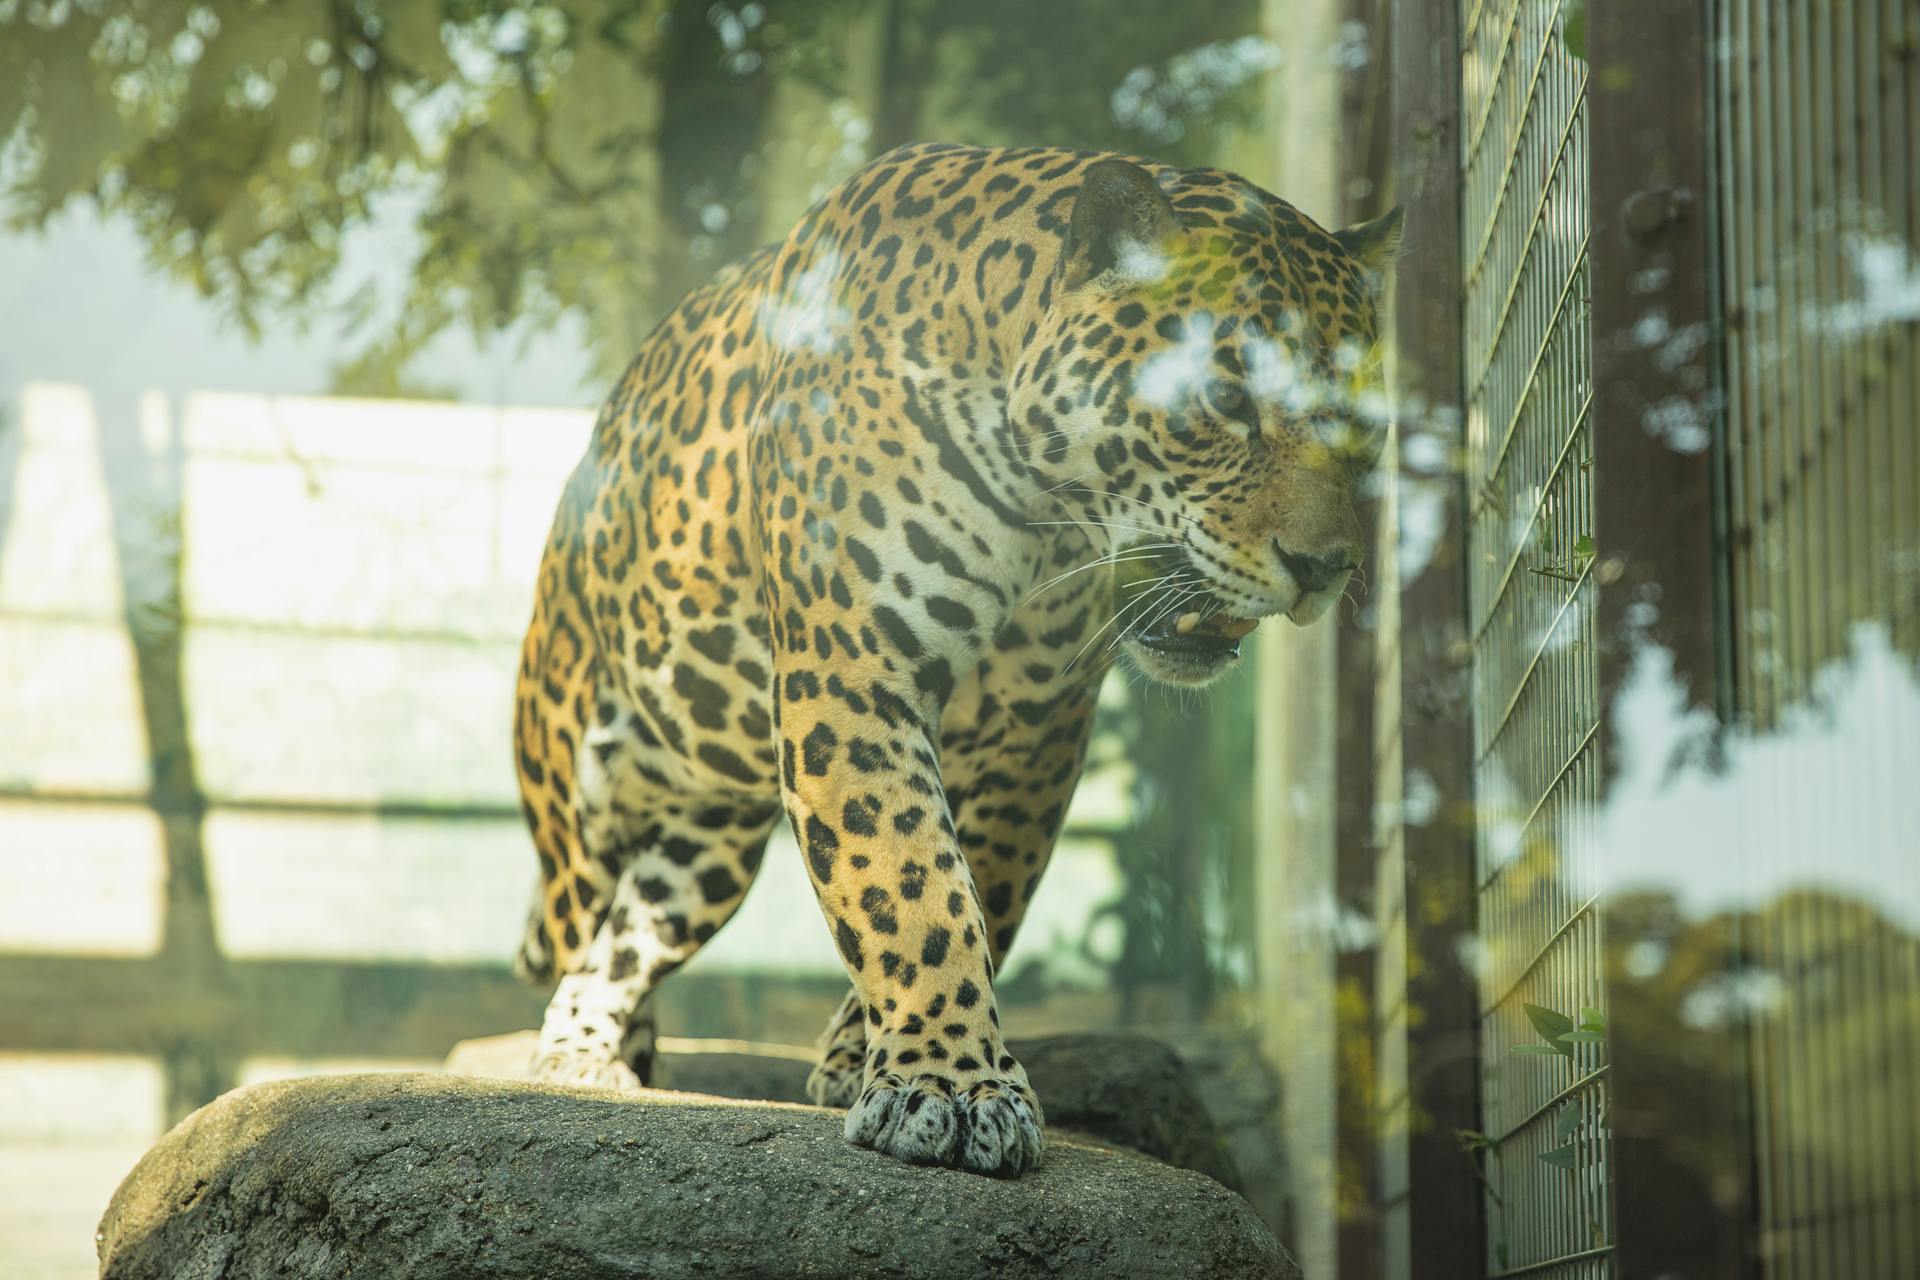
[651, 1047, 811, 1103]
[449, 1030, 1245, 1193]
[98, 1073, 1297, 1280]
[1014, 1034, 1246, 1193]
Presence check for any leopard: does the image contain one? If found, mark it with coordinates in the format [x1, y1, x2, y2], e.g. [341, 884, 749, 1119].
[511, 141, 1401, 1177]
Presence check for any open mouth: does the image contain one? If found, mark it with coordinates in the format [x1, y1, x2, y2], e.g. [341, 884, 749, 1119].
[1117, 551, 1263, 659]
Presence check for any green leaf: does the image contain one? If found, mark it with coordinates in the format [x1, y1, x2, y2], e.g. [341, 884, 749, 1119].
[1580, 1006, 1606, 1029]
[1563, 0, 1588, 62]
[1512, 1043, 1563, 1055]
[1559, 1029, 1607, 1044]
[1523, 1003, 1578, 1057]
[1554, 1102, 1582, 1144]
[1572, 534, 1596, 557]
[1538, 1144, 1580, 1170]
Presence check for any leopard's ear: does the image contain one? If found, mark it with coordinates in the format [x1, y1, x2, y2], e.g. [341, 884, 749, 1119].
[1333, 205, 1404, 295]
[1059, 159, 1181, 289]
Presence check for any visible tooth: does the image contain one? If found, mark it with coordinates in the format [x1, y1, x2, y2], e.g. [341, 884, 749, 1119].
[1175, 611, 1202, 635]
[1220, 617, 1260, 640]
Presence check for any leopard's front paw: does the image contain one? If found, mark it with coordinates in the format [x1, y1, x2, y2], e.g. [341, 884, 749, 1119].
[844, 1070, 1045, 1176]
[806, 1040, 865, 1108]
[530, 1052, 643, 1092]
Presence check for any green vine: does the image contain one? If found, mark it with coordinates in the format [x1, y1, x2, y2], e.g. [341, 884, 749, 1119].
[1512, 1002, 1610, 1245]
[1528, 532, 1595, 584]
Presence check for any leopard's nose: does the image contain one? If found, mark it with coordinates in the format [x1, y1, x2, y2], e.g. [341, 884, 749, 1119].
[1274, 542, 1359, 595]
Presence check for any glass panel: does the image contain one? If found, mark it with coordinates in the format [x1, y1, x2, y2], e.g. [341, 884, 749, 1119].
[2, 3, 1913, 1276]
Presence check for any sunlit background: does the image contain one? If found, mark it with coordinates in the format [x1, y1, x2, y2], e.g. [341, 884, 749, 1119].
[4, 2, 1918, 1279]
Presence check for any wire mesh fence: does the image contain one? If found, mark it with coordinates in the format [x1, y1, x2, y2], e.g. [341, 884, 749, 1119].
[1716, 0, 1920, 1274]
[1460, 0, 1609, 1272]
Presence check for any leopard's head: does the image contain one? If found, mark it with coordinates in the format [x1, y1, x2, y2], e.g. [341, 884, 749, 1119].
[1011, 158, 1402, 686]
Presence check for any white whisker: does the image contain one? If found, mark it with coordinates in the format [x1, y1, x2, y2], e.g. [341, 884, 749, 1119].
[1022, 543, 1179, 604]
[1064, 571, 1184, 674]
[1024, 517, 1167, 540]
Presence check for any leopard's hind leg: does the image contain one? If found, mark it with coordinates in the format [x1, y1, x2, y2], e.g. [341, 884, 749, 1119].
[518, 466, 779, 1090]
[513, 462, 610, 989]
[512, 504, 777, 1087]
[528, 708, 779, 1089]
[806, 989, 868, 1107]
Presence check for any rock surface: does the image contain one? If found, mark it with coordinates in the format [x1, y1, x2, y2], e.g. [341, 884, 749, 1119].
[1014, 1034, 1246, 1191]
[446, 1029, 1245, 1192]
[99, 1073, 1298, 1280]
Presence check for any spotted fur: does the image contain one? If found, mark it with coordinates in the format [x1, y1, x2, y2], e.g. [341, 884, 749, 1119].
[513, 142, 1400, 1175]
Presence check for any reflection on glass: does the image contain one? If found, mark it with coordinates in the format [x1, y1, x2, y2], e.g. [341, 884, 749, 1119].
[0, 1, 1913, 1277]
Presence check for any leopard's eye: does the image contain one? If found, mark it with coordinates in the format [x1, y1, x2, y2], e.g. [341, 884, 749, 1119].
[1203, 379, 1252, 425]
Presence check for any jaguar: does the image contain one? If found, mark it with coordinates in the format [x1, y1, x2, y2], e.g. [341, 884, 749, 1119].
[512, 141, 1400, 1176]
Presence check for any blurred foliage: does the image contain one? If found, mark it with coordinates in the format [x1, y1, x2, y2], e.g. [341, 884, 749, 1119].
[2, 0, 1262, 387]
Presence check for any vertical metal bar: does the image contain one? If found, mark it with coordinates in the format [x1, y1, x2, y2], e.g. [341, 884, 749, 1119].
[1887, 6, 1919, 1272]
[1898, 0, 1920, 654]
[1894, 6, 1920, 1273]
[1859, 0, 1894, 641]
[1727, 0, 1760, 726]
[1706, 14, 1767, 1278]
[1792, 0, 1821, 698]
[1792, 26, 1835, 1277]
[1725, 3, 1789, 1266]
[1812, 0, 1847, 688]
[1766, 189, 1802, 1280]
[1766, 7, 1797, 1258]
[1836, 0, 1874, 641]
[1841, 10, 1886, 1256]
[1720, 0, 1748, 720]
[1765, 0, 1798, 719]
[1811, 9, 1860, 1269]
[1857, 0, 1890, 638]
[1775, 8, 1815, 1256]
[1752, 0, 1784, 731]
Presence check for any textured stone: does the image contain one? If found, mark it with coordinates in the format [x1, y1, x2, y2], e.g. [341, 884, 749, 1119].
[98, 1073, 1298, 1280]
[446, 1030, 1244, 1191]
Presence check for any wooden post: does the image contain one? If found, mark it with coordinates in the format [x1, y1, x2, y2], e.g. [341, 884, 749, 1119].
[1381, 0, 1483, 1274]
[1588, 4, 1751, 1277]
